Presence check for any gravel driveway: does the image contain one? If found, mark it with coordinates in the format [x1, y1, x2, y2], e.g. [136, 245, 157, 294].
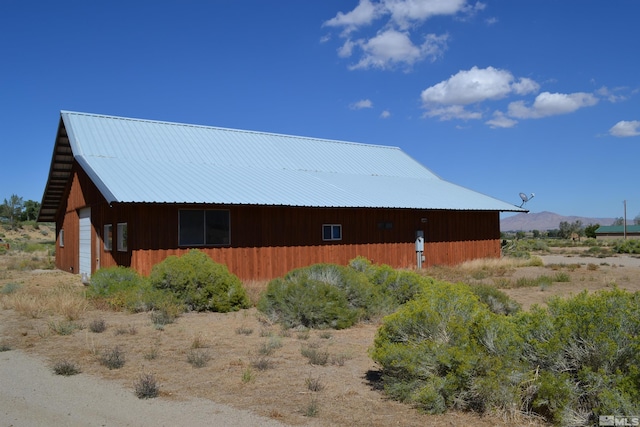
[0, 350, 285, 427]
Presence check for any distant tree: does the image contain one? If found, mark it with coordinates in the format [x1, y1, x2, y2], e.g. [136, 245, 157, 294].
[515, 231, 525, 239]
[634, 213, 640, 225]
[1, 194, 24, 226]
[20, 200, 40, 221]
[547, 229, 560, 238]
[559, 220, 583, 240]
[532, 230, 540, 238]
[584, 223, 600, 239]
[612, 217, 625, 226]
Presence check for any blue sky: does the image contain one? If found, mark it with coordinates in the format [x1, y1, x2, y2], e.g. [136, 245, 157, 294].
[1, 0, 638, 220]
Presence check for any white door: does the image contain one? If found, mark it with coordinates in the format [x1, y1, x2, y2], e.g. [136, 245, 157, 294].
[79, 208, 91, 283]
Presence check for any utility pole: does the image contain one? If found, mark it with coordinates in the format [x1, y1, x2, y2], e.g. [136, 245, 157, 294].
[624, 200, 627, 239]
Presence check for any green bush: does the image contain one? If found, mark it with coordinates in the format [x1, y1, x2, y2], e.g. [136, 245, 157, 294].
[89, 266, 143, 297]
[258, 260, 433, 330]
[371, 285, 640, 424]
[469, 284, 521, 315]
[149, 250, 249, 312]
[257, 276, 359, 329]
[367, 264, 429, 306]
[371, 281, 526, 415]
[89, 266, 181, 313]
[613, 239, 640, 254]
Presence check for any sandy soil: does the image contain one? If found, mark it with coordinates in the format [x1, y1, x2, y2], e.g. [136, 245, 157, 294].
[1, 229, 639, 426]
[0, 349, 286, 427]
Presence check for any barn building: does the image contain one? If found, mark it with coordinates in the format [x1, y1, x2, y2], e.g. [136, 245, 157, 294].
[595, 225, 640, 240]
[38, 111, 525, 281]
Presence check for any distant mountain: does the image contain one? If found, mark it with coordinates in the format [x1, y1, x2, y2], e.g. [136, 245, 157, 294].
[501, 211, 616, 231]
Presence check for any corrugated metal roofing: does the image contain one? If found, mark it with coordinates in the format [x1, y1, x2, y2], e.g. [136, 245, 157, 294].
[596, 225, 640, 234]
[39, 111, 525, 220]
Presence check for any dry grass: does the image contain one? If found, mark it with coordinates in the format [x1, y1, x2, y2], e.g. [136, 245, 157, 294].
[1, 282, 88, 319]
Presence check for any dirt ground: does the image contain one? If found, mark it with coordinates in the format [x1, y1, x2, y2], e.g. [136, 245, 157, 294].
[1, 228, 639, 426]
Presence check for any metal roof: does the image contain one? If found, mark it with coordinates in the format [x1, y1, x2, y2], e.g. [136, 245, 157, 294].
[38, 111, 525, 221]
[596, 225, 640, 234]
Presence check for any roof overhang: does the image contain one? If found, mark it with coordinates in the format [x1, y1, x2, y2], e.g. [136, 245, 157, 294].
[37, 117, 73, 222]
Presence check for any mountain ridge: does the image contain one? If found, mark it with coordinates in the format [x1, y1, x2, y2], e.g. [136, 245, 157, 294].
[501, 211, 616, 231]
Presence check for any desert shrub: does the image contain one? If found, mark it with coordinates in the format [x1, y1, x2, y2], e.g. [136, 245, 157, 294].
[366, 264, 429, 307]
[613, 239, 640, 254]
[287, 263, 387, 317]
[0, 282, 21, 295]
[150, 308, 177, 328]
[305, 374, 325, 392]
[89, 266, 180, 313]
[134, 373, 159, 399]
[372, 284, 640, 424]
[100, 346, 126, 369]
[371, 281, 526, 415]
[186, 348, 211, 368]
[348, 255, 374, 273]
[88, 266, 142, 296]
[258, 262, 393, 328]
[301, 345, 329, 366]
[48, 320, 79, 335]
[552, 272, 570, 282]
[52, 360, 81, 376]
[257, 276, 359, 329]
[469, 284, 521, 315]
[88, 318, 107, 333]
[251, 355, 273, 371]
[515, 289, 640, 423]
[149, 250, 249, 312]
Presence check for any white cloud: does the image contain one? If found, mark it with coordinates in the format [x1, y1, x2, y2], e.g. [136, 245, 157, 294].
[323, 0, 381, 32]
[349, 29, 448, 70]
[337, 39, 356, 58]
[421, 66, 537, 106]
[596, 86, 627, 103]
[324, 0, 472, 68]
[385, 0, 468, 28]
[507, 92, 598, 119]
[380, 110, 391, 118]
[609, 120, 640, 137]
[422, 105, 482, 121]
[350, 99, 374, 109]
[512, 78, 540, 95]
[486, 111, 517, 128]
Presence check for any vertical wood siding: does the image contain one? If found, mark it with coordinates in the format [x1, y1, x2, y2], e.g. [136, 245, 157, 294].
[55, 164, 502, 280]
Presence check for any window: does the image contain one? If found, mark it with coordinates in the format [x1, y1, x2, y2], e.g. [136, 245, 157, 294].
[117, 223, 128, 252]
[322, 224, 342, 241]
[59, 229, 64, 247]
[104, 224, 113, 251]
[179, 210, 230, 246]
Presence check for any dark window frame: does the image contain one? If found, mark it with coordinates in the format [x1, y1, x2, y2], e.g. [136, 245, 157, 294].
[322, 224, 342, 241]
[179, 209, 231, 247]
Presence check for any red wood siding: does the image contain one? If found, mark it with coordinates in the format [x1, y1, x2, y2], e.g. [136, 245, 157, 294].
[54, 163, 502, 280]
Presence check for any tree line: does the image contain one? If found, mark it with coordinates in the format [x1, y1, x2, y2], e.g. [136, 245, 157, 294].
[0, 194, 41, 226]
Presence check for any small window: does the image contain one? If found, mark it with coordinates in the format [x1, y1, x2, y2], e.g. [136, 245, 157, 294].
[104, 224, 113, 251]
[59, 229, 64, 247]
[179, 210, 230, 246]
[117, 223, 128, 252]
[322, 224, 342, 241]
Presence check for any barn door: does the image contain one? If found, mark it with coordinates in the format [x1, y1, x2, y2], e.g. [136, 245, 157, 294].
[79, 207, 91, 283]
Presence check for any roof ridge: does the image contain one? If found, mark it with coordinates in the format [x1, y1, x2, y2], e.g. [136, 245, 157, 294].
[60, 110, 402, 151]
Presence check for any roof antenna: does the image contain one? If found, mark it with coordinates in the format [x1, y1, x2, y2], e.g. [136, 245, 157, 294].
[518, 192, 535, 208]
